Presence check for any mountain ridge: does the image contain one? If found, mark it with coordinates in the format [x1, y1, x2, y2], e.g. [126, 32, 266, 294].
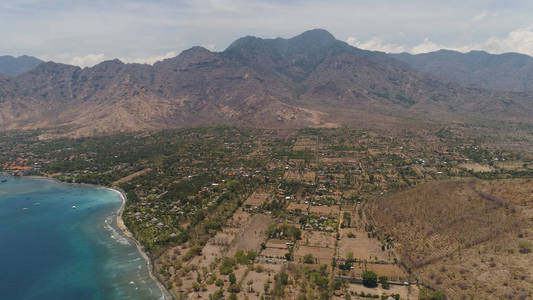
[0, 55, 44, 76]
[1, 29, 533, 138]
[392, 49, 533, 92]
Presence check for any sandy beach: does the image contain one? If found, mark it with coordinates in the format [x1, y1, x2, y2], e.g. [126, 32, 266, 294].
[109, 187, 173, 300]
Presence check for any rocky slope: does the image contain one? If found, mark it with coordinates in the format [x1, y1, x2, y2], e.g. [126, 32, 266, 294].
[1, 30, 532, 137]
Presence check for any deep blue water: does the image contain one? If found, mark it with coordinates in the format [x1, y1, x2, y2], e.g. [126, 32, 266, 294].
[0, 176, 163, 300]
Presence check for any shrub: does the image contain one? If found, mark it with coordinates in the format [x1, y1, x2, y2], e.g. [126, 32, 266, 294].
[362, 271, 378, 288]
[235, 250, 248, 264]
[215, 279, 224, 287]
[192, 282, 200, 292]
[519, 240, 532, 254]
[379, 276, 389, 289]
[182, 246, 202, 261]
[212, 289, 224, 300]
[247, 250, 257, 262]
[420, 287, 446, 300]
[303, 254, 314, 264]
[219, 257, 236, 275]
[228, 283, 240, 293]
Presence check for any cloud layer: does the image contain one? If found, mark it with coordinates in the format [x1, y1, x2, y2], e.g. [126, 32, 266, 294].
[347, 25, 533, 56]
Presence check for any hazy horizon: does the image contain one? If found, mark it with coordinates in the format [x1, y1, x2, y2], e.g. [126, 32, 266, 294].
[2, 0, 533, 67]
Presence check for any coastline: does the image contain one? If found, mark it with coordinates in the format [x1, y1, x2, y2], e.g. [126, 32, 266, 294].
[19, 175, 173, 300]
[109, 187, 173, 300]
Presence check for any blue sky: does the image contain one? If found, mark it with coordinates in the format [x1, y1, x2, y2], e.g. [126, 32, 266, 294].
[2, 0, 533, 66]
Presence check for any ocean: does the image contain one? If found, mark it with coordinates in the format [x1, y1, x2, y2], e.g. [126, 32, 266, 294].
[0, 176, 164, 300]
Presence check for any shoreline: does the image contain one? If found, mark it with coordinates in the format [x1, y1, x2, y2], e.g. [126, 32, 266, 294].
[109, 187, 173, 300]
[18, 174, 173, 300]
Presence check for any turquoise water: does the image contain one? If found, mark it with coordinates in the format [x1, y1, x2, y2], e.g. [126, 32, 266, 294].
[0, 176, 163, 300]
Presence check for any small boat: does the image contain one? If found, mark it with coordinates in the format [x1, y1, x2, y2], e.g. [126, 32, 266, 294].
[22, 208, 28, 211]
[1, 179, 6, 183]
[72, 206, 77, 209]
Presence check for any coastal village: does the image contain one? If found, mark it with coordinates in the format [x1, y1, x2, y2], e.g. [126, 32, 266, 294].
[1, 127, 533, 299]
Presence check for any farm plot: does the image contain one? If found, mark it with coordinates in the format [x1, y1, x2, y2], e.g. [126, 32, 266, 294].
[243, 192, 270, 210]
[301, 231, 336, 248]
[293, 136, 317, 151]
[338, 228, 393, 263]
[284, 170, 316, 184]
[346, 283, 418, 300]
[294, 245, 335, 265]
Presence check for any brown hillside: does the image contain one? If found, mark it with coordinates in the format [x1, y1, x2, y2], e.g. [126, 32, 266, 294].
[368, 179, 533, 299]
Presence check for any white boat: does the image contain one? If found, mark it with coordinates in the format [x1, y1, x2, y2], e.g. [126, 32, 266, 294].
[72, 206, 77, 209]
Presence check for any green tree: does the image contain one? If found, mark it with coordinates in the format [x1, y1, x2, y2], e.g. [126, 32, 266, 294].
[219, 257, 236, 275]
[229, 272, 236, 284]
[379, 276, 389, 289]
[362, 270, 378, 288]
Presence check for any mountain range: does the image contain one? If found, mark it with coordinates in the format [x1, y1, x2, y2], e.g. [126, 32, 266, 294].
[1, 29, 532, 138]
[0, 55, 43, 76]
[392, 50, 533, 92]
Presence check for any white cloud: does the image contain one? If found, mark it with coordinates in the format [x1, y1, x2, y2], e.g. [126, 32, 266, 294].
[122, 51, 178, 64]
[39, 51, 185, 67]
[346, 36, 406, 53]
[347, 25, 533, 56]
[204, 44, 217, 51]
[39, 53, 106, 67]
[483, 25, 533, 56]
[70, 54, 106, 67]
[410, 39, 448, 54]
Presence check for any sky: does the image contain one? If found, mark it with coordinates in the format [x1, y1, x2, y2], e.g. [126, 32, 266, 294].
[2, 0, 533, 67]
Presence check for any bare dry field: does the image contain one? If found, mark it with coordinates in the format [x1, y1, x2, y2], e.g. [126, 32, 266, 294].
[287, 202, 308, 214]
[260, 239, 290, 259]
[494, 160, 527, 170]
[243, 192, 270, 209]
[368, 179, 533, 299]
[294, 245, 335, 265]
[112, 168, 152, 185]
[284, 170, 316, 184]
[338, 228, 392, 262]
[227, 214, 273, 256]
[346, 283, 419, 300]
[240, 263, 285, 300]
[350, 263, 407, 281]
[301, 231, 336, 248]
[309, 205, 340, 216]
[320, 157, 358, 164]
[261, 247, 288, 258]
[458, 162, 494, 172]
[293, 136, 317, 151]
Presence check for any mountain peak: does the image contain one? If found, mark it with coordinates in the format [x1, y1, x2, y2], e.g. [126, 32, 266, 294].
[290, 29, 336, 45]
[0, 55, 44, 76]
[180, 46, 212, 56]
